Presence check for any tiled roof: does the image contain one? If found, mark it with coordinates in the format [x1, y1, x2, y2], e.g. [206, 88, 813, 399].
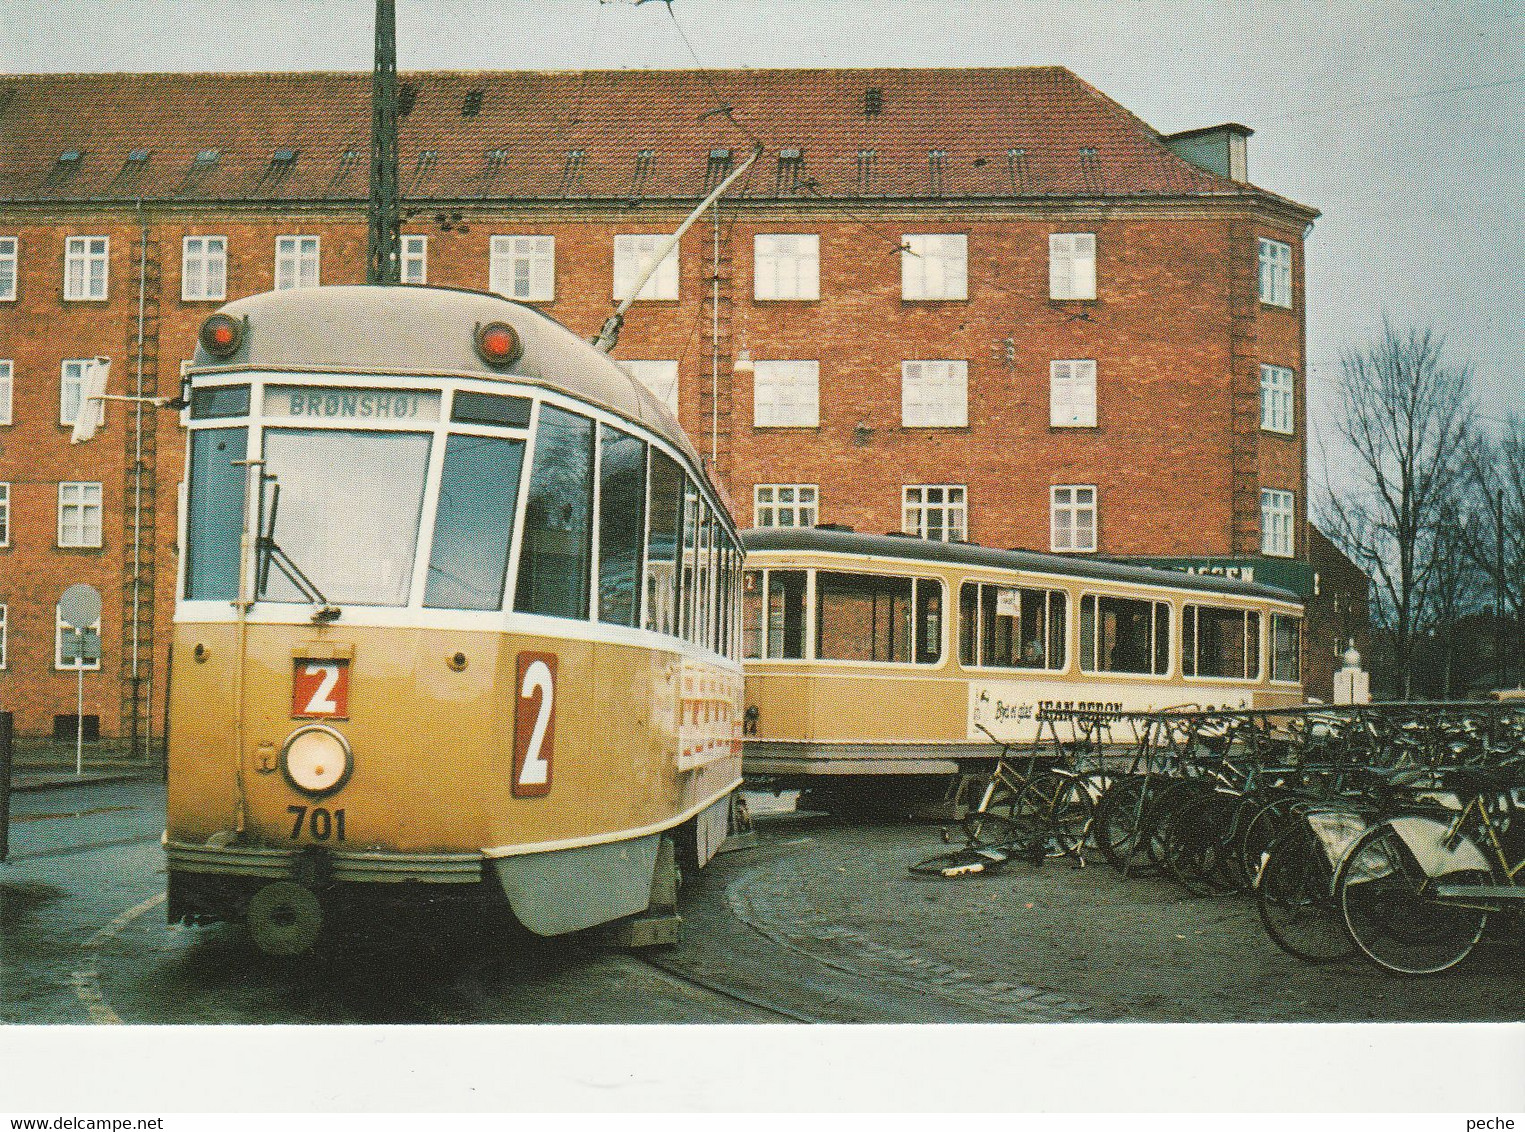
[0, 67, 1312, 211]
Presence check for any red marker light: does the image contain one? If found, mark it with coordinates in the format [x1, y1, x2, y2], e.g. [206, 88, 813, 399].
[198, 313, 244, 359]
[474, 321, 523, 367]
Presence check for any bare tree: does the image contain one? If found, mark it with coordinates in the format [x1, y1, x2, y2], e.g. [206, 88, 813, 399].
[1425, 510, 1485, 697]
[1317, 318, 1477, 698]
[1460, 413, 1525, 689]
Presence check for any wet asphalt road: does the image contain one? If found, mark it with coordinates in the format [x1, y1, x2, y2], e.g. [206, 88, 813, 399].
[3, 778, 1521, 1025]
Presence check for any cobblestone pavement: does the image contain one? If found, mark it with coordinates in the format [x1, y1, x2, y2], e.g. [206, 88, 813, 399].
[704, 810, 1523, 1023]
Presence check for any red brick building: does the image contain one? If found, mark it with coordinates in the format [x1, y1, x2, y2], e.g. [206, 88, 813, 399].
[0, 67, 1323, 743]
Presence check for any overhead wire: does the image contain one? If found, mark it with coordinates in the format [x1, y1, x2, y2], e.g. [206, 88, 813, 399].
[1257, 73, 1525, 125]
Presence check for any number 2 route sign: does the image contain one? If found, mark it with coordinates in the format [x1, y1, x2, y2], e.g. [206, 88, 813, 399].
[292, 659, 350, 719]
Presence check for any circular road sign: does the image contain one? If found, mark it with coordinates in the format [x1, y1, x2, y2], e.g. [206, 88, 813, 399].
[59, 583, 102, 629]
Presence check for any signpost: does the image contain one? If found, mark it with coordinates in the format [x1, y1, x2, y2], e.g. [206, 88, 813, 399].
[59, 583, 102, 776]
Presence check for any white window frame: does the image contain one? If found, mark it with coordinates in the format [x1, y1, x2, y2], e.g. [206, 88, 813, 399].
[274, 235, 320, 290]
[489, 235, 554, 301]
[1051, 485, 1097, 552]
[57, 481, 103, 549]
[181, 235, 227, 301]
[901, 360, 968, 428]
[613, 234, 679, 302]
[1258, 237, 1292, 308]
[617, 360, 680, 415]
[64, 236, 109, 301]
[55, 608, 101, 672]
[0, 482, 9, 548]
[60, 360, 105, 430]
[1261, 488, 1295, 557]
[754, 484, 818, 529]
[753, 360, 819, 428]
[903, 484, 967, 542]
[0, 236, 16, 301]
[400, 234, 428, 284]
[754, 234, 820, 301]
[900, 234, 968, 301]
[1260, 364, 1294, 434]
[0, 360, 12, 425]
[1049, 233, 1096, 300]
[1050, 360, 1098, 428]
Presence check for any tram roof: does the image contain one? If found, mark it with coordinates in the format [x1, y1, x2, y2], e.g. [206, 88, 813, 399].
[741, 527, 1303, 605]
[193, 284, 706, 471]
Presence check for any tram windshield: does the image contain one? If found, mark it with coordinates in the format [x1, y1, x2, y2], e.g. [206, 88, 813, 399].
[260, 428, 432, 606]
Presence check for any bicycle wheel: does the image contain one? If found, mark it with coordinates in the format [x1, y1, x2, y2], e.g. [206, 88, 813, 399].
[1159, 792, 1239, 897]
[963, 778, 1024, 848]
[1255, 822, 1353, 963]
[1148, 779, 1216, 858]
[1014, 772, 1093, 858]
[1334, 817, 1490, 976]
[909, 846, 1008, 877]
[1093, 775, 1163, 874]
[1238, 795, 1303, 883]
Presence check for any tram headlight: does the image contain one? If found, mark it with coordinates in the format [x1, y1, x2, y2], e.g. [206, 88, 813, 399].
[280, 725, 353, 798]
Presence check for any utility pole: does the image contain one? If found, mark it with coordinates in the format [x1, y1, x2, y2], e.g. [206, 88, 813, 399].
[367, 0, 401, 284]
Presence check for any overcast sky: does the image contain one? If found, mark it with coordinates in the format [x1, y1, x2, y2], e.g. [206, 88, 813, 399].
[4, 0, 1522, 452]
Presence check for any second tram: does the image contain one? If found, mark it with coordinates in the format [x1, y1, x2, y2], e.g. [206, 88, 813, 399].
[740, 527, 1305, 804]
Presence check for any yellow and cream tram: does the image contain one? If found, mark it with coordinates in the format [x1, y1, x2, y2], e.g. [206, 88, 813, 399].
[741, 527, 1305, 805]
[166, 286, 744, 954]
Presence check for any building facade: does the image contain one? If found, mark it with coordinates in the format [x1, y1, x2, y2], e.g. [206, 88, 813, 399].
[0, 67, 1324, 743]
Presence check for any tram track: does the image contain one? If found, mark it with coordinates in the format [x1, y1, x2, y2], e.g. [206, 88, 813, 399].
[622, 951, 822, 1024]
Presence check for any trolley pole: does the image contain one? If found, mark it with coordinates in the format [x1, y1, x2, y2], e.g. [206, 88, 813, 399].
[366, 0, 401, 284]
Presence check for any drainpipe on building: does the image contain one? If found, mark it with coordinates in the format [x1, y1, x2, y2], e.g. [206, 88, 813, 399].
[710, 208, 720, 466]
[131, 200, 148, 761]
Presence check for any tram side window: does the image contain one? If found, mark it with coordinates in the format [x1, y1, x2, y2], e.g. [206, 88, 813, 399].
[1272, 614, 1302, 682]
[767, 570, 807, 659]
[644, 450, 683, 636]
[597, 425, 646, 627]
[715, 537, 736, 657]
[1182, 605, 1261, 680]
[958, 582, 1067, 671]
[1080, 594, 1170, 675]
[184, 426, 248, 601]
[817, 571, 913, 663]
[514, 405, 594, 620]
[696, 505, 714, 649]
[916, 580, 943, 664]
[425, 435, 525, 610]
[678, 484, 699, 643]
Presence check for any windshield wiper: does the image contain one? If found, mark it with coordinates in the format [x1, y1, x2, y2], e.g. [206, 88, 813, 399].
[255, 471, 340, 624]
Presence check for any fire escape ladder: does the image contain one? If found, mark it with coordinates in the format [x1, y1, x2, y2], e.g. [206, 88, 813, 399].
[700, 226, 737, 484]
[121, 232, 162, 759]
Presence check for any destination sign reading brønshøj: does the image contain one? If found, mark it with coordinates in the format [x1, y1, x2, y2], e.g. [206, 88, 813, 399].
[263, 386, 442, 422]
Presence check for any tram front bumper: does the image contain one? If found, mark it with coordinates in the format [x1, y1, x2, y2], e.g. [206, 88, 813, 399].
[164, 838, 484, 885]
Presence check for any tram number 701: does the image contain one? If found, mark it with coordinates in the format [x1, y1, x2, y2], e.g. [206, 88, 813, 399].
[287, 805, 346, 842]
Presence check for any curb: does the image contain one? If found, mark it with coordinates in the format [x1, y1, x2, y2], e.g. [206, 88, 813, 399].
[9, 772, 154, 793]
